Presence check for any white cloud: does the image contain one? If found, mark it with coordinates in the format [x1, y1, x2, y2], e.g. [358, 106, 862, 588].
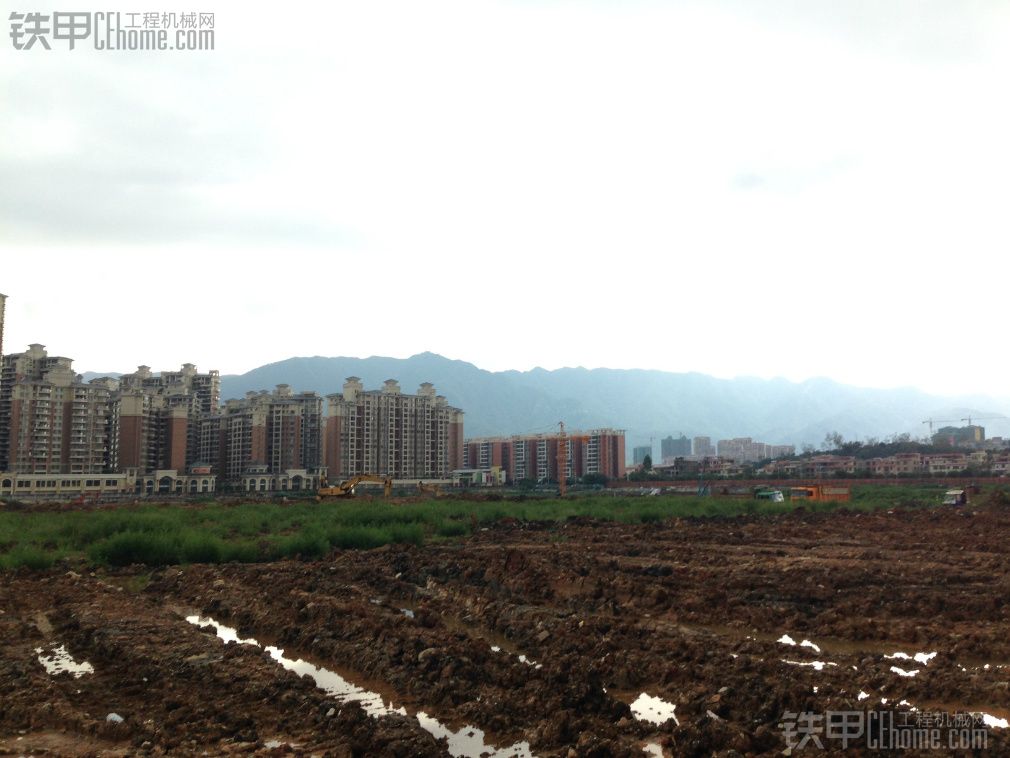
[1, 1, 1008, 396]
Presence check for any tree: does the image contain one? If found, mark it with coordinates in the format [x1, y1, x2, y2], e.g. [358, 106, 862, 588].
[642, 454, 652, 471]
[839, 440, 864, 455]
[823, 431, 845, 451]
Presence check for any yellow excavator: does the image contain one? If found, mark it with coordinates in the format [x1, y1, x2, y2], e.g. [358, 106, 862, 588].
[416, 481, 444, 497]
[317, 475, 393, 500]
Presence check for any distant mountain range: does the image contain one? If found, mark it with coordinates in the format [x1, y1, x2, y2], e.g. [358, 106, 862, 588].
[86, 352, 1010, 453]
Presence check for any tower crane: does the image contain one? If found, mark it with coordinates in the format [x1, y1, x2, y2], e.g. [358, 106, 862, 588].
[558, 422, 567, 497]
[961, 415, 1006, 426]
[556, 422, 590, 496]
[921, 418, 960, 435]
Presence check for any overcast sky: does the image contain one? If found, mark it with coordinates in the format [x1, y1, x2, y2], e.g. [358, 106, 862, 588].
[2, 0, 1008, 396]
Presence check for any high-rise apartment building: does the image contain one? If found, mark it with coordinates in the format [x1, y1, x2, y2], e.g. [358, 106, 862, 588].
[693, 436, 715, 457]
[632, 445, 652, 465]
[206, 385, 325, 482]
[0, 293, 6, 359]
[661, 434, 691, 460]
[115, 364, 221, 473]
[0, 345, 113, 474]
[325, 378, 464, 479]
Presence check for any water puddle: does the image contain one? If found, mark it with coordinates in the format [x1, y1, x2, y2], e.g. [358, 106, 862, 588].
[417, 713, 534, 758]
[885, 651, 936, 665]
[186, 615, 534, 757]
[188, 615, 403, 717]
[781, 659, 837, 672]
[889, 666, 919, 678]
[35, 644, 95, 678]
[489, 643, 541, 670]
[630, 693, 678, 726]
[777, 634, 821, 653]
[517, 654, 542, 670]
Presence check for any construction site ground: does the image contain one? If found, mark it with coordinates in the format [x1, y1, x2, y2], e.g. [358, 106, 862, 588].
[3, 504, 1010, 756]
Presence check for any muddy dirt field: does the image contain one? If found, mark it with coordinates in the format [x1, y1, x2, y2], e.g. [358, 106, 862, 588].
[3, 506, 1010, 756]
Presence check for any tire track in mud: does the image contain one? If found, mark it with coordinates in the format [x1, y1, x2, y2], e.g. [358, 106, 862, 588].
[4, 507, 1010, 755]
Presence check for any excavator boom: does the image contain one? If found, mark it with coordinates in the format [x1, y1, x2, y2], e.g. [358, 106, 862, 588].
[317, 475, 392, 499]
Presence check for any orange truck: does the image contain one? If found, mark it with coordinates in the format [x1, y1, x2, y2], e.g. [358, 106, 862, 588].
[789, 485, 851, 503]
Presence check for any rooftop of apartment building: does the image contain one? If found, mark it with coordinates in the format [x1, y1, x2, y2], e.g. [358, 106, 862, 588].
[328, 377, 463, 410]
[465, 428, 625, 443]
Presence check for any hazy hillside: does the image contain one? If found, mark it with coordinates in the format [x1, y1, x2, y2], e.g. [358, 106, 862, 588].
[209, 353, 1010, 452]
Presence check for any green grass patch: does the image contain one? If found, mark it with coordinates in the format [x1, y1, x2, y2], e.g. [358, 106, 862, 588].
[1, 545, 57, 570]
[276, 529, 330, 560]
[180, 533, 225, 564]
[326, 526, 391, 551]
[0, 482, 987, 571]
[88, 531, 180, 567]
[435, 519, 469, 538]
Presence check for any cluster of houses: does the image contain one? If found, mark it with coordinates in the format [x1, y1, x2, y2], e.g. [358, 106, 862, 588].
[653, 450, 1010, 479]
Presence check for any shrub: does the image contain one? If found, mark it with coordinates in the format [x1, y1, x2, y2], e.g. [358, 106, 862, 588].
[221, 541, 262, 563]
[277, 530, 330, 560]
[327, 526, 391, 550]
[2, 545, 55, 570]
[180, 533, 224, 564]
[435, 520, 468, 538]
[89, 532, 180, 567]
[390, 523, 425, 545]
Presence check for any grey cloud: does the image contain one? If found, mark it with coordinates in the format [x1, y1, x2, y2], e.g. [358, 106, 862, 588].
[0, 59, 347, 246]
[708, 0, 1003, 62]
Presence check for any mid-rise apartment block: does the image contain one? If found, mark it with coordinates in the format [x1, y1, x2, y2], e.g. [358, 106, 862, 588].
[325, 378, 464, 480]
[0, 344, 113, 474]
[464, 428, 625, 483]
[716, 437, 795, 463]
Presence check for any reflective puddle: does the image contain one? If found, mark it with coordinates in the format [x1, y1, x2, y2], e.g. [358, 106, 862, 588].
[188, 615, 403, 717]
[517, 654, 543, 670]
[417, 713, 534, 758]
[885, 651, 936, 665]
[781, 659, 837, 671]
[889, 666, 919, 678]
[35, 644, 95, 678]
[777, 634, 821, 653]
[630, 693, 678, 726]
[186, 615, 534, 757]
